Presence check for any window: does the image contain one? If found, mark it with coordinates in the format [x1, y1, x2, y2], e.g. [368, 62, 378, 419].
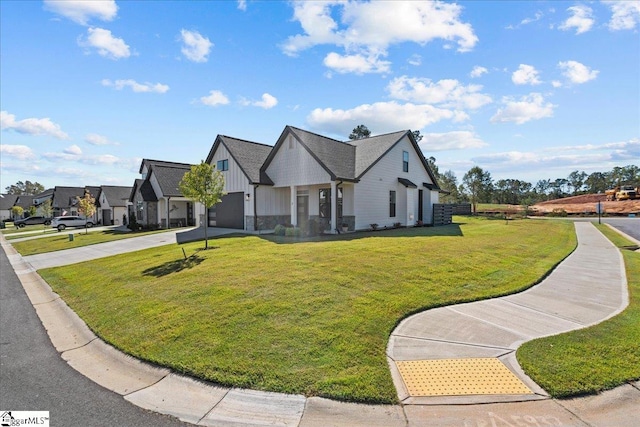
[402, 151, 409, 172]
[216, 159, 229, 171]
[319, 187, 343, 218]
[389, 191, 396, 217]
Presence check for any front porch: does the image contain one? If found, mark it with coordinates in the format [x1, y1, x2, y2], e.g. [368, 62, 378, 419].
[260, 182, 355, 234]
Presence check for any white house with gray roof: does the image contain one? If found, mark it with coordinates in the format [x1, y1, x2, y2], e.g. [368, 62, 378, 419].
[205, 126, 440, 233]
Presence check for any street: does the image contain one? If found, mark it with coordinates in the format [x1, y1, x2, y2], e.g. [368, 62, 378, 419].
[0, 247, 189, 427]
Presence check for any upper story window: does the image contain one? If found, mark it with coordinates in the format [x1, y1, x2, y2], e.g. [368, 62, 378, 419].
[217, 159, 229, 171]
[402, 151, 409, 172]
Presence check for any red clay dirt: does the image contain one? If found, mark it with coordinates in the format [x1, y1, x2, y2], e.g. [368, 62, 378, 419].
[532, 194, 640, 215]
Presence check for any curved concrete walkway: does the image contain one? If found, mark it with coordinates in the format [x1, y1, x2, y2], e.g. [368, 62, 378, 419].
[2, 222, 638, 426]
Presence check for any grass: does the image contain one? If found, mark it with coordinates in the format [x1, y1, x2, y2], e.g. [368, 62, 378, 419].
[10, 228, 172, 256]
[2, 223, 58, 237]
[517, 223, 640, 398]
[39, 217, 576, 403]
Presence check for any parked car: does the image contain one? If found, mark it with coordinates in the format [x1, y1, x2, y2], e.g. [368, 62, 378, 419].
[51, 216, 94, 231]
[14, 216, 52, 227]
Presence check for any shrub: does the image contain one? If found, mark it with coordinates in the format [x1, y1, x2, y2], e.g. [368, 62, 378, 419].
[285, 227, 302, 237]
[274, 224, 286, 236]
[549, 208, 568, 217]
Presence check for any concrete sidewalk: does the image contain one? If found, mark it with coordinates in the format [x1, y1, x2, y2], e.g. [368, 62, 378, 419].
[2, 222, 638, 426]
[22, 229, 187, 270]
[388, 221, 629, 405]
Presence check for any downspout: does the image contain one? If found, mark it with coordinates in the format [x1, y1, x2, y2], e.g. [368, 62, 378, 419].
[253, 184, 259, 233]
[167, 196, 171, 229]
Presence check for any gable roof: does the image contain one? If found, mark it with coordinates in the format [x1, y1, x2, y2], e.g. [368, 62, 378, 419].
[100, 186, 133, 207]
[350, 130, 409, 178]
[51, 186, 86, 208]
[130, 179, 158, 202]
[262, 126, 357, 182]
[150, 163, 192, 197]
[0, 194, 18, 210]
[206, 135, 273, 185]
[139, 159, 192, 174]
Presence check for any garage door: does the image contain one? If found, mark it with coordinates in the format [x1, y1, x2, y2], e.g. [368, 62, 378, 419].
[208, 192, 244, 229]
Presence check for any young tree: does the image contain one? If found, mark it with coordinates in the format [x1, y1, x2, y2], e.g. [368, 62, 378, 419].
[439, 170, 462, 203]
[76, 191, 96, 234]
[179, 161, 226, 249]
[567, 170, 587, 195]
[348, 124, 371, 140]
[41, 199, 53, 219]
[462, 166, 493, 213]
[28, 205, 37, 217]
[11, 205, 24, 221]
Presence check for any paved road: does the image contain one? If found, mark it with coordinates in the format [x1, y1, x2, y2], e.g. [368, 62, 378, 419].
[603, 217, 640, 242]
[0, 247, 189, 427]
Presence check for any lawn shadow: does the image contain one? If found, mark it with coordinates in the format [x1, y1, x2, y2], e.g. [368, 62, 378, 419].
[142, 254, 205, 277]
[257, 222, 464, 245]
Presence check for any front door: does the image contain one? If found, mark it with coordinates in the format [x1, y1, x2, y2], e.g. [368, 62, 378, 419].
[418, 190, 424, 222]
[297, 195, 308, 228]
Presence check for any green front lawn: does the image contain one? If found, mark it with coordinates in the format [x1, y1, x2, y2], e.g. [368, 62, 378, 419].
[2, 223, 58, 236]
[40, 217, 576, 403]
[517, 224, 640, 397]
[11, 228, 173, 256]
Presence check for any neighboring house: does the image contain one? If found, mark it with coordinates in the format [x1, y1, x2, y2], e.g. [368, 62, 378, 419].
[206, 125, 440, 232]
[97, 185, 132, 225]
[0, 194, 19, 221]
[129, 159, 198, 228]
[30, 187, 99, 222]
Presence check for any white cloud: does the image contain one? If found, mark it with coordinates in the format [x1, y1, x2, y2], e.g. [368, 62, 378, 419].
[200, 90, 230, 106]
[44, 0, 118, 25]
[491, 93, 556, 124]
[470, 66, 488, 78]
[179, 29, 213, 63]
[505, 10, 544, 30]
[79, 27, 130, 59]
[559, 5, 595, 34]
[64, 145, 83, 156]
[241, 93, 278, 109]
[408, 54, 422, 66]
[307, 101, 461, 136]
[512, 64, 541, 85]
[606, 1, 640, 31]
[101, 79, 169, 93]
[282, 1, 477, 74]
[552, 80, 563, 88]
[237, 0, 247, 11]
[323, 51, 391, 74]
[558, 60, 599, 84]
[0, 144, 37, 160]
[1, 110, 70, 140]
[387, 76, 492, 110]
[85, 133, 119, 146]
[419, 131, 488, 152]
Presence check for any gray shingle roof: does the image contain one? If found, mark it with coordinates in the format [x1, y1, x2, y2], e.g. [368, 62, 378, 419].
[208, 136, 273, 185]
[100, 186, 133, 207]
[288, 127, 356, 181]
[151, 164, 192, 197]
[52, 187, 86, 208]
[130, 179, 159, 202]
[0, 194, 18, 210]
[350, 130, 408, 178]
[140, 159, 192, 174]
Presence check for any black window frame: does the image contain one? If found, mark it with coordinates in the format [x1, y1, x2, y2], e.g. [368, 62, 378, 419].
[389, 190, 396, 217]
[402, 150, 409, 172]
[216, 159, 229, 171]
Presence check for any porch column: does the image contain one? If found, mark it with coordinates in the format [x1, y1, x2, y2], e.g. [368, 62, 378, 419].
[330, 180, 337, 233]
[290, 185, 297, 226]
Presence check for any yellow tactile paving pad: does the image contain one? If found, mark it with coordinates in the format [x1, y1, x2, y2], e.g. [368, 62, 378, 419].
[395, 358, 534, 396]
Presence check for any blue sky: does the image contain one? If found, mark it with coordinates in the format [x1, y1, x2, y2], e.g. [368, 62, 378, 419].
[1, 0, 638, 191]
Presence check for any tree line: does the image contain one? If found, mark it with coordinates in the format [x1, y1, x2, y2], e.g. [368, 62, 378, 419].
[435, 164, 639, 207]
